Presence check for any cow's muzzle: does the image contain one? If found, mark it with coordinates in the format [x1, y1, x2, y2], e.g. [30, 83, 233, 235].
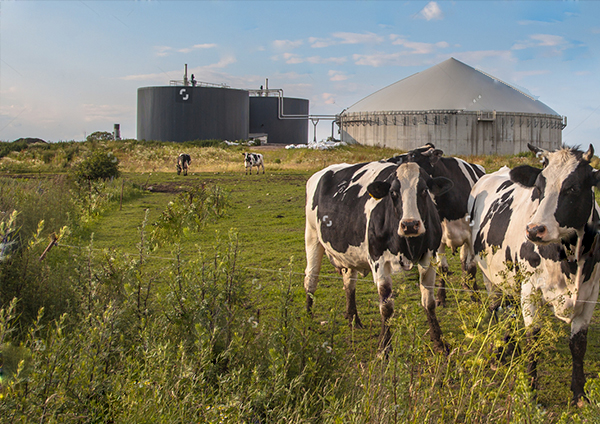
[526, 224, 548, 243]
[401, 220, 421, 236]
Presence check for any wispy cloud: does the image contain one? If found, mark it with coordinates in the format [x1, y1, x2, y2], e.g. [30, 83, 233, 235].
[81, 104, 134, 122]
[154, 43, 217, 56]
[322, 93, 336, 105]
[277, 53, 347, 65]
[309, 32, 384, 48]
[417, 2, 444, 21]
[512, 33, 569, 55]
[328, 70, 348, 82]
[352, 52, 427, 67]
[273, 39, 303, 49]
[390, 36, 449, 54]
[177, 43, 217, 54]
[121, 56, 236, 82]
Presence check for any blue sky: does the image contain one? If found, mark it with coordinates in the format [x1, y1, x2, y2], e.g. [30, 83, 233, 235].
[1, 1, 599, 149]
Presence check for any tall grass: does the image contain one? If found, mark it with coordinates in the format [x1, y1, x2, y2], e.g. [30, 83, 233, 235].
[2, 143, 600, 422]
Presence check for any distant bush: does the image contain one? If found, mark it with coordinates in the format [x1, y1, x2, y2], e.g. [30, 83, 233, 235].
[86, 131, 113, 143]
[72, 150, 120, 183]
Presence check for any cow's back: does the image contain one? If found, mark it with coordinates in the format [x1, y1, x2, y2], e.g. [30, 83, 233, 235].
[306, 161, 397, 270]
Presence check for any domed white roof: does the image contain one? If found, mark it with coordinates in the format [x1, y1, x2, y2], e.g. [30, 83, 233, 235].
[345, 58, 559, 116]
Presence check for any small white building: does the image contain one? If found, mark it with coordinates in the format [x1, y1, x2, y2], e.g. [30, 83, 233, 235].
[339, 58, 565, 156]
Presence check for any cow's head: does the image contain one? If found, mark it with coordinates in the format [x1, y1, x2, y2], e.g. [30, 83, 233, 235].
[406, 144, 444, 174]
[510, 144, 600, 243]
[367, 162, 453, 237]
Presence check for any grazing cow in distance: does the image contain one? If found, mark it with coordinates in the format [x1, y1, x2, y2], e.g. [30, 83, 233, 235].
[305, 160, 453, 351]
[468, 144, 600, 403]
[389, 144, 486, 306]
[243, 152, 265, 175]
[177, 153, 191, 176]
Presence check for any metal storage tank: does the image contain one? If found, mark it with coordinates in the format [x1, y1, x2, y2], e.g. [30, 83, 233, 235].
[249, 96, 309, 144]
[339, 58, 565, 156]
[137, 86, 249, 142]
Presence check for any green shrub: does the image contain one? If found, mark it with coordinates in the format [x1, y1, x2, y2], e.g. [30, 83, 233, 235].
[72, 150, 120, 183]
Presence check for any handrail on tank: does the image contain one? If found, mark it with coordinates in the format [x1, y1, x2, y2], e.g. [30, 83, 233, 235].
[169, 80, 230, 88]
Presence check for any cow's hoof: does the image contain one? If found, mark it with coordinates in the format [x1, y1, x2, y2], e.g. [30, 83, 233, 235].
[572, 394, 588, 407]
[433, 340, 451, 355]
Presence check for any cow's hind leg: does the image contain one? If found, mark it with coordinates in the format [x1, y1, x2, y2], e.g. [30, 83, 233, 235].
[342, 268, 363, 328]
[304, 229, 325, 314]
[460, 245, 479, 302]
[419, 255, 448, 354]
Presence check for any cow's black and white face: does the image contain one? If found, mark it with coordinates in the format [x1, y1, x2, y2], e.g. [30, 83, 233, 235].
[510, 145, 600, 243]
[367, 163, 453, 237]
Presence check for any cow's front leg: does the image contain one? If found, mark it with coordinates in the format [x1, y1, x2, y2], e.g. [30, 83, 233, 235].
[570, 328, 588, 404]
[436, 244, 449, 307]
[419, 254, 447, 353]
[342, 268, 363, 328]
[374, 264, 394, 351]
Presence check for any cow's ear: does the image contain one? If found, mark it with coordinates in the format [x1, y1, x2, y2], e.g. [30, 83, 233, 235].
[592, 170, 600, 188]
[427, 177, 453, 196]
[367, 181, 391, 199]
[510, 165, 542, 187]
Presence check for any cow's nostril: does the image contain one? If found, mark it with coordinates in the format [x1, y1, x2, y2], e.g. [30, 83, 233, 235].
[527, 224, 547, 241]
[401, 220, 421, 234]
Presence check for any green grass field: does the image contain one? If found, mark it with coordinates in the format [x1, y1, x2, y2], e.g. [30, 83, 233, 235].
[2, 140, 600, 422]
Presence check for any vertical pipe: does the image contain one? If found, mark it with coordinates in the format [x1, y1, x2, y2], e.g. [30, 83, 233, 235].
[184, 64, 189, 86]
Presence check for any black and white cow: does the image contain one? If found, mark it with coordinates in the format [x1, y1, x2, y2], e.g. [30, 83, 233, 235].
[468, 144, 600, 402]
[177, 153, 191, 176]
[304, 160, 453, 351]
[243, 152, 265, 175]
[389, 144, 486, 306]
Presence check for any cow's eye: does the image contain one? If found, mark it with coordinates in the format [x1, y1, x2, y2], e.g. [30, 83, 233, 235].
[390, 191, 398, 199]
[565, 186, 579, 195]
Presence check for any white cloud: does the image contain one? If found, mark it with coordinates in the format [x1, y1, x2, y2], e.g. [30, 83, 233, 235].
[309, 37, 334, 48]
[328, 70, 348, 81]
[280, 53, 346, 65]
[121, 56, 236, 82]
[154, 46, 172, 57]
[81, 104, 134, 123]
[512, 34, 568, 52]
[177, 43, 217, 53]
[418, 2, 444, 21]
[333, 32, 384, 44]
[309, 32, 384, 48]
[391, 36, 449, 54]
[273, 39, 304, 49]
[322, 93, 336, 105]
[155, 43, 216, 56]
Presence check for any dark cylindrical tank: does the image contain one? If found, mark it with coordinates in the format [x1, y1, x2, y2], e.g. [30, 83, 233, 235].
[249, 97, 309, 144]
[137, 86, 249, 142]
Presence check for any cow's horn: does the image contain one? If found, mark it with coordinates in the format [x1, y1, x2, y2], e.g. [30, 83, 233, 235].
[584, 144, 594, 162]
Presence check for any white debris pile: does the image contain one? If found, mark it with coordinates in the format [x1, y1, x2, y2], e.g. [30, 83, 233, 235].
[285, 140, 347, 150]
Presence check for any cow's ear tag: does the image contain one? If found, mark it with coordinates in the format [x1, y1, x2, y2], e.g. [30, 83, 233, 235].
[367, 181, 391, 200]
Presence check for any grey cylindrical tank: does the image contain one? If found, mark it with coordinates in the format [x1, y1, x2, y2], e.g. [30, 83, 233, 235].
[249, 97, 309, 144]
[137, 86, 249, 142]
